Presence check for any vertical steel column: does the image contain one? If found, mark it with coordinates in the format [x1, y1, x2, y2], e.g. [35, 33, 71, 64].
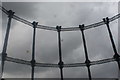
[31, 21, 38, 80]
[79, 25, 92, 80]
[56, 26, 64, 80]
[1, 10, 14, 78]
[103, 17, 120, 71]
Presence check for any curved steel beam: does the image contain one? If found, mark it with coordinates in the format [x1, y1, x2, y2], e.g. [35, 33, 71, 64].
[0, 55, 118, 68]
[0, 6, 120, 31]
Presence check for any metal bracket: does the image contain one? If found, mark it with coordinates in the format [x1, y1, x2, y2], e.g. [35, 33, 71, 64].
[56, 26, 61, 32]
[58, 61, 64, 69]
[79, 24, 85, 31]
[85, 59, 91, 67]
[32, 21, 38, 28]
[114, 53, 120, 62]
[103, 17, 109, 24]
[7, 10, 14, 18]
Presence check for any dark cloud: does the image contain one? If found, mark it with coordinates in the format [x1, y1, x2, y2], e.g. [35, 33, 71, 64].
[2, 2, 40, 31]
[1, 2, 118, 78]
[2, 2, 39, 19]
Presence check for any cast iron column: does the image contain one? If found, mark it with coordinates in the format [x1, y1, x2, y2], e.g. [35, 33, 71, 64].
[56, 26, 64, 80]
[1, 10, 14, 78]
[31, 21, 38, 80]
[79, 24, 92, 80]
[103, 17, 120, 71]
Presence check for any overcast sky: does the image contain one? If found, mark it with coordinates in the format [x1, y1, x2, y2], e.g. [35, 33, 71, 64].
[0, 1, 119, 78]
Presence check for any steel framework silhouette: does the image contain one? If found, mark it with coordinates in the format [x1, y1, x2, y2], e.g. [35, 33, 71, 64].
[0, 5, 120, 80]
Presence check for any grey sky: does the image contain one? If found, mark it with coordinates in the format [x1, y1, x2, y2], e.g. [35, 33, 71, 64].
[0, 2, 119, 78]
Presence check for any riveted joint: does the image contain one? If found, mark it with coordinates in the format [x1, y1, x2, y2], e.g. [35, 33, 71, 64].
[85, 59, 91, 67]
[113, 53, 120, 62]
[103, 17, 109, 24]
[7, 10, 15, 18]
[56, 26, 61, 32]
[2, 52, 7, 60]
[58, 61, 64, 69]
[31, 59, 36, 67]
[32, 21, 38, 28]
[79, 24, 85, 31]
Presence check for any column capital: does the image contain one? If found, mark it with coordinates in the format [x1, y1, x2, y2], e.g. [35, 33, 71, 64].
[7, 10, 15, 18]
[32, 21, 38, 28]
[79, 24, 85, 31]
[103, 17, 109, 24]
[56, 26, 61, 32]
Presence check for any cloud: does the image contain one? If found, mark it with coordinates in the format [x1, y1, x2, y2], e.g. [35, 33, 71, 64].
[1, 2, 118, 78]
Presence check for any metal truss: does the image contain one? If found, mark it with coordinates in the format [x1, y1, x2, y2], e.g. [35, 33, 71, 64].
[0, 5, 120, 31]
[0, 5, 120, 80]
[0, 55, 118, 67]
